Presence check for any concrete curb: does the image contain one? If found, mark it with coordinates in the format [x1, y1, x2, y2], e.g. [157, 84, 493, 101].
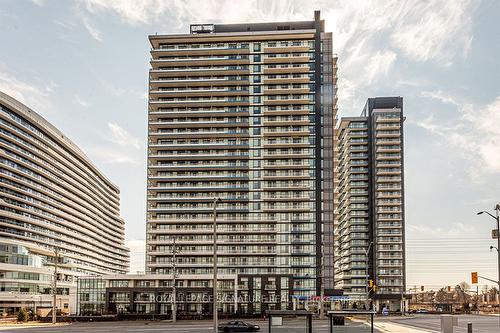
[374, 321, 439, 333]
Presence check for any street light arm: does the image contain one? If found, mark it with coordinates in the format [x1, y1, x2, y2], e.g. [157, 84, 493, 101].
[477, 211, 497, 220]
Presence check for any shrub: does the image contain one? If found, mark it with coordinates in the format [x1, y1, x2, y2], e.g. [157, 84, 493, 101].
[17, 308, 28, 322]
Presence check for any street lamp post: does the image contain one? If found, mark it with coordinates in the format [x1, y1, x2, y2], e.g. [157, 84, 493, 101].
[172, 237, 177, 323]
[319, 259, 325, 320]
[364, 242, 373, 308]
[213, 198, 221, 332]
[477, 204, 500, 326]
[52, 247, 59, 325]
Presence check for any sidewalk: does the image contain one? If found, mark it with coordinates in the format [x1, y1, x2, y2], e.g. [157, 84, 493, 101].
[374, 321, 438, 333]
[0, 322, 70, 331]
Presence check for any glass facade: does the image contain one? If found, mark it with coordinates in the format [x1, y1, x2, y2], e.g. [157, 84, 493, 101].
[77, 277, 106, 315]
[0, 242, 72, 314]
[0, 243, 53, 294]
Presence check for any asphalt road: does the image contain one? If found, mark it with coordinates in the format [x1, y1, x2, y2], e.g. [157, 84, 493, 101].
[0, 319, 383, 333]
[387, 314, 500, 333]
[5, 315, 498, 333]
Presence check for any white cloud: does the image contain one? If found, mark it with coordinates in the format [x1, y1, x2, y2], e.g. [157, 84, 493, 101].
[415, 114, 442, 136]
[337, 39, 398, 113]
[74, 94, 89, 107]
[78, 0, 309, 27]
[53, 19, 75, 30]
[107, 122, 141, 149]
[100, 80, 147, 100]
[79, 0, 159, 25]
[86, 146, 141, 165]
[31, 0, 47, 6]
[84, 123, 143, 166]
[390, 0, 477, 64]
[81, 15, 102, 42]
[421, 90, 460, 106]
[76, 0, 476, 63]
[418, 93, 500, 180]
[460, 98, 500, 175]
[407, 222, 475, 237]
[0, 70, 55, 113]
[342, 38, 398, 84]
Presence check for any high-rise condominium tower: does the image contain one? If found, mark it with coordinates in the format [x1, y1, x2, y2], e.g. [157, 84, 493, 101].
[146, 11, 336, 301]
[0, 91, 129, 314]
[335, 97, 405, 311]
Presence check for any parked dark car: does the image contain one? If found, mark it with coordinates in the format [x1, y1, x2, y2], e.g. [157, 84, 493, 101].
[218, 321, 260, 332]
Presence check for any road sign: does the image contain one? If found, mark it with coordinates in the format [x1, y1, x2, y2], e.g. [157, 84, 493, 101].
[492, 229, 499, 239]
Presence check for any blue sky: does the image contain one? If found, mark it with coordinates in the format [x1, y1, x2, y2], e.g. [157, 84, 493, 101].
[0, 0, 499, 289]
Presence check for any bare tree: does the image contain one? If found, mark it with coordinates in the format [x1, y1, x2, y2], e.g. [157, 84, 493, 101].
[458, 281, 470, 291]
[488, 287, 498, 303]
[435, 288, 448, 303]
[455, 282, 472, 312]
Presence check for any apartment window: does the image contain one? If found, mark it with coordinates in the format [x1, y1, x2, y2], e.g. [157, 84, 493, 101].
[109, 280, 129, 288]
[135, 280, 154, 287]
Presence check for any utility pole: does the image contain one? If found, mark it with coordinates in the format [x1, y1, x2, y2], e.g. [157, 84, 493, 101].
[172, 237, 177, 323]
[477, 204, 500, 326]
[52, 247, 59, 324]
[213, 198, 221, 333]
[401, 289, 404, 315]
[319, 258, 325, 319]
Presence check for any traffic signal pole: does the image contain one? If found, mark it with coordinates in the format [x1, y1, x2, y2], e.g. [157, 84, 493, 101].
[477, 204, 500, 326]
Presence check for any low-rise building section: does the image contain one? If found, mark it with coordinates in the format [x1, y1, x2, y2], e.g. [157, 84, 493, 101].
[77, 274, 294, 317]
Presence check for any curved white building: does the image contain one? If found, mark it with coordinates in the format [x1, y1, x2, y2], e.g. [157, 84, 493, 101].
[0, 91, 129, 314]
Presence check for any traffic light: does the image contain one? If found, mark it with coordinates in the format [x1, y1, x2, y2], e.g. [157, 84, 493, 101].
[368, 279, 374, 288]
[421, 286, 424, 291]
[447, 286, 451, 292]
[471, 272, 478, 284]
